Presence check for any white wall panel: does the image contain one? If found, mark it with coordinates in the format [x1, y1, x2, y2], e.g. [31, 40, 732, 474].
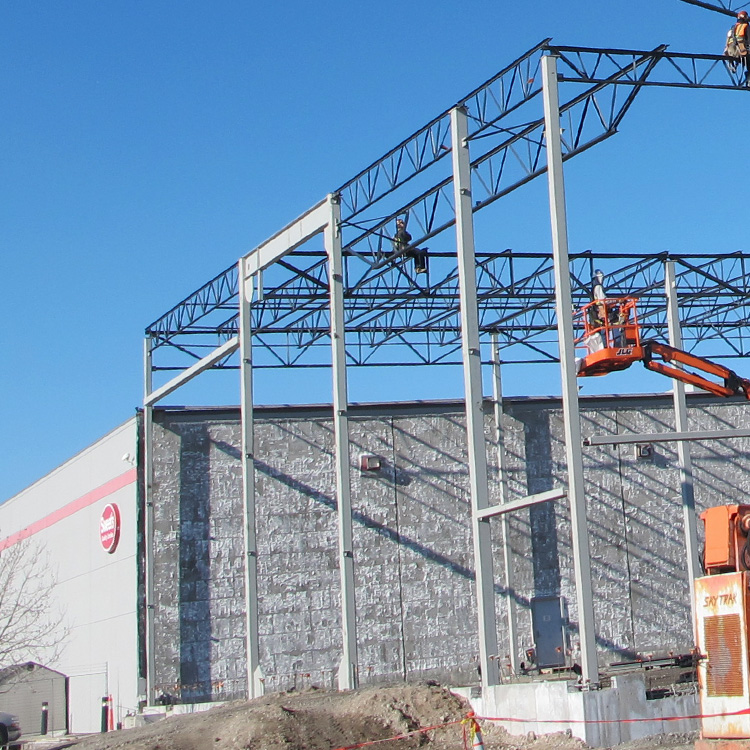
[0, 418, 139, 734]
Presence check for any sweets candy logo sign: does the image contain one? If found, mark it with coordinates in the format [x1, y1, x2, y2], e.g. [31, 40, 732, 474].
[100, 504, 121, 554]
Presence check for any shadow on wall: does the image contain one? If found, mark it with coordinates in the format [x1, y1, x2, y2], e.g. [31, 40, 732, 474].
[213, 435, 637, 661]
[523, 411, 562, 599]
[215, 439, 477, 583]
[179, 424, 212, 703]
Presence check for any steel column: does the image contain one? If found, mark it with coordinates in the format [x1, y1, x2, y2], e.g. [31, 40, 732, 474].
[325, 193, 358, 690]
[665, 260, 701, 637]
[451, 105, 500, 688]
[239, 259, 264, 698]
[491, 333, 519, 675]
[142, 336, 157, 704]
[541, 54, 599, 688]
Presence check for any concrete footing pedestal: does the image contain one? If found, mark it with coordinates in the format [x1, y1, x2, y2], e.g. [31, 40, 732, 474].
[459, 674, 699, 748]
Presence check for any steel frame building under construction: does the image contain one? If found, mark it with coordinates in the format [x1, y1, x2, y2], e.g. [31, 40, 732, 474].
[139, 34, 750, 719]
[4, 0, 750, 736]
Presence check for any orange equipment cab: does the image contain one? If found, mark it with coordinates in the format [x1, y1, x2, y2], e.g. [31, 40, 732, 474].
[575, 297, 643, 377]
[700, 504, 750, 574]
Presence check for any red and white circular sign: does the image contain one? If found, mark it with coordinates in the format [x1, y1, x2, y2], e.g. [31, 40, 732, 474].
[100, 503, 121, 554]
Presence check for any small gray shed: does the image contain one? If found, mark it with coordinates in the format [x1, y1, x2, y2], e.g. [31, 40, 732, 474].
[0, 663, 67, 736]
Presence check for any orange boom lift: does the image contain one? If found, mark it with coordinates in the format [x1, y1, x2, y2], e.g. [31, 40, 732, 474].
[575, 296, 750, 399]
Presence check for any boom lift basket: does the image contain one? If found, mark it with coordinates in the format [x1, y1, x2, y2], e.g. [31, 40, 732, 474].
[575, 297, 643, 377]
[575, 297, 750, 399]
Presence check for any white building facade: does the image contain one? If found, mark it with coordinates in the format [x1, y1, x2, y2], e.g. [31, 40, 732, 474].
[0, 418, 140, 733]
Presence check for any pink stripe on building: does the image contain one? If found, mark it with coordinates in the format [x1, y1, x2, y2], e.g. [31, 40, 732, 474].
[0, 468, 137, 551]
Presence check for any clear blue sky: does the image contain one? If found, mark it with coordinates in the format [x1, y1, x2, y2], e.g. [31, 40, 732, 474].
[0, 0, 743, 499]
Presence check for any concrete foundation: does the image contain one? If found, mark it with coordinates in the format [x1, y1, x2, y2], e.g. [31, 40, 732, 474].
[471, 675, 699, 747]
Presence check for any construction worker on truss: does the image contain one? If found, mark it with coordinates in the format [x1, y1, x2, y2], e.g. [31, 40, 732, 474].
[725, 10, 750, 85]
[392, 218, 428, 274]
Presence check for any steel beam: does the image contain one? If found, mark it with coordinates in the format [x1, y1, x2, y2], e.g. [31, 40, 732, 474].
[542, 54, 599, 689]
[550, 46, 745, 89]
[146, 44, 750, 371]
[336, 39, 550, 220]
[584, 428, 750, 446]
[244, 199, 328, 276]
[146, 264, 239, 342]
[476, 488, 569, 519]
[144, 337, 239, 406]
[325, 194, 358, 690]
[239, 257, 263, 698]
[451, 105, 499, 688]
[143, 337, 157, 704]
[676, 0, 737, 15]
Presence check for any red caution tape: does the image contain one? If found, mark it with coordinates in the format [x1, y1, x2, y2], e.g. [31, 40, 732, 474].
[330, 705, 750, 750]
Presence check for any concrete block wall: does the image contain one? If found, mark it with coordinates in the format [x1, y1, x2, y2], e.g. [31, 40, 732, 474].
[151, 417, 247, 702]
[149, 394, 750, 700]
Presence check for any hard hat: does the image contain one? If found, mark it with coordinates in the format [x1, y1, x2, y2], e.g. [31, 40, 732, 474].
[738, 10, 748, 18]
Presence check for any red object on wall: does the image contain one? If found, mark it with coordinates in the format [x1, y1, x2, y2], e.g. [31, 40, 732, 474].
[99, 504, 121, 554]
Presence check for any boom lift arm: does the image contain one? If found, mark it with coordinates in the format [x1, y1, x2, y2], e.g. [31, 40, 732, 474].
[641, 340, 750, 399]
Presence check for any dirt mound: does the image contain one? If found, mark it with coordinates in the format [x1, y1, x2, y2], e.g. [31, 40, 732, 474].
[481, 724, 588, 750]
[60, 684, 698, 750]
[71, 683, 471, 750]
